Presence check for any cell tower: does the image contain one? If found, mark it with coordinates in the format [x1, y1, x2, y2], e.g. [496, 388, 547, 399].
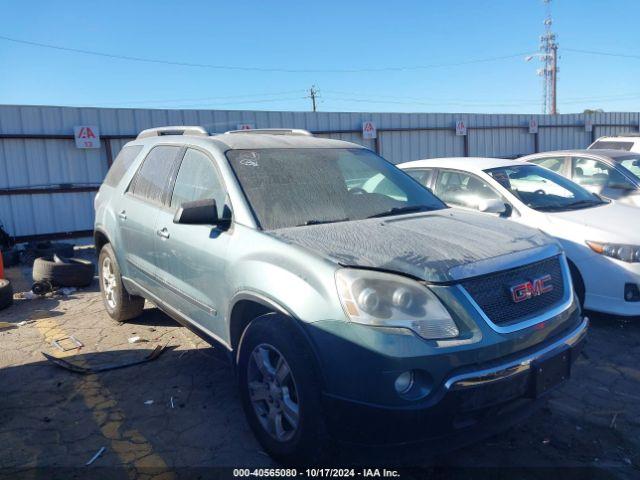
[538, 0, 558, 114]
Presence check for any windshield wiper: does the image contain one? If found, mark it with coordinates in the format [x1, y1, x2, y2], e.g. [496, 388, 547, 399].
[563, 199, 604, 210]
[298, 217, 350, 227]
[535, 199, 603, 212]
[366, 205, 433, 219]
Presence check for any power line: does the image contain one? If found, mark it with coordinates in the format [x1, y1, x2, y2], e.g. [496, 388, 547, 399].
[101, 90, 307, 106]
[322, 93, 640, 108]
[130, 97, 308, 109]
[325, 89, 640, 104]
[564, 47, 640, 60]
[0, 34, 535, 73]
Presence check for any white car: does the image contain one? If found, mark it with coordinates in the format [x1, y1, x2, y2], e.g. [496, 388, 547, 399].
[520, 149, 640, 208]
[397, 157, 640, 317]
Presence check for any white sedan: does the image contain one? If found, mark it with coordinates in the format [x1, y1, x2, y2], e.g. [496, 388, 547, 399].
[397, 157, 640, 317]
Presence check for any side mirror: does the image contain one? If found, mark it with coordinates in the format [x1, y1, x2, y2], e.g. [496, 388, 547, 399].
[174, 198, 229, 226]
[477, 198, 507, 215]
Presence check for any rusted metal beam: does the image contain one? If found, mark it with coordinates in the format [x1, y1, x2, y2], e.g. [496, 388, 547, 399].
[0, 185, 99, 196]
[13, 229, 94, 243]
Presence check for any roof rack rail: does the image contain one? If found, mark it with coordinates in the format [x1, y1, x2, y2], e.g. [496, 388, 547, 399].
[137, 126, 209, 139]
[224, 128, 313, 137]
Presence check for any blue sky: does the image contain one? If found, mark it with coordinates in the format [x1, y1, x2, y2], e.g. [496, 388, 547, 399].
[0, 0, 639, 114]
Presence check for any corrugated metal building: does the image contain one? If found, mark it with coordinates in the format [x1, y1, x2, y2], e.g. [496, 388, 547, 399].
[1, 105, 638, 240]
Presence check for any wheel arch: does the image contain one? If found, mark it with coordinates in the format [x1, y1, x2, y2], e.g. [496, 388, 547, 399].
[228, 292, 326, 385]
[566, 257, 586, 307]
[93, 229, 110, 254]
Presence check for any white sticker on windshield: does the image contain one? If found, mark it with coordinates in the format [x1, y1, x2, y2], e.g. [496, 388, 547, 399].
[239, 151, 259, 167]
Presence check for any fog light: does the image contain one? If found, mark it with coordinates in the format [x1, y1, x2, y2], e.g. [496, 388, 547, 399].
[624, 283, 640, 302]
[394, 371, 415, 394]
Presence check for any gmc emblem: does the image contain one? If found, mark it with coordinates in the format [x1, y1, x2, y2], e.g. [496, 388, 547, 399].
[510, 274, 553, 303]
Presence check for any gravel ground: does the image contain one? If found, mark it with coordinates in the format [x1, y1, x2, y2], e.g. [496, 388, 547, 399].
[0, 247, 638, 479]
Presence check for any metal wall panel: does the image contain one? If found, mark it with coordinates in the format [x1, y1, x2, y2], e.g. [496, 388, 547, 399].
[0, 191, 95, 237]
[0, 138, 108, 188]
[1, 105, 639, 239]
[315, 132, 374, 151]
[468, 128, 534, 158]
[379, 130, 464, 164]
[538, 126, 591, 152]
[593, 124, 640, 139]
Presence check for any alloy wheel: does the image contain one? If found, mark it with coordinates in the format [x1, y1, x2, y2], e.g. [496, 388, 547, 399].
[101, 257, 117, 310]
[247, 344, 300, 442]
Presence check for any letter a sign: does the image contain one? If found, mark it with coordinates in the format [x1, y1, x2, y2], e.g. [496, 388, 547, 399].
[362, 121, 377, 139]
[74, 126, 101, 149]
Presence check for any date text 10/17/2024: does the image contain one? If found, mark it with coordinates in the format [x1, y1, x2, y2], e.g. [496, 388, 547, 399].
[233, 469, 401, 478]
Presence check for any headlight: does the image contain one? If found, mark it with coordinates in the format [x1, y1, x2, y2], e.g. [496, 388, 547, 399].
[586, 241, 640, 263]
[335, 268, 459, 339]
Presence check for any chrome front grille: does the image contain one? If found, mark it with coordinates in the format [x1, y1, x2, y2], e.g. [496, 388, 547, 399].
[460, 256, 566, 328]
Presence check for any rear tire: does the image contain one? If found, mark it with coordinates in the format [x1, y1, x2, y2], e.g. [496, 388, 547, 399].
[98, 243, 145, 322]
[237, 313, 330, 465]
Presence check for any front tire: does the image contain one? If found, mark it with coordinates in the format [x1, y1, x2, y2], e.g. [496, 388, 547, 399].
[237, 313, 329, 465]
[568, 260, 585, 309]
[98, 243, 145, 322]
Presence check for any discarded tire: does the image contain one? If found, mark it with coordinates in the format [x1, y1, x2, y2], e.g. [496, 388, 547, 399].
[0, 279, 13, 310]
[32, 256, 95, 288]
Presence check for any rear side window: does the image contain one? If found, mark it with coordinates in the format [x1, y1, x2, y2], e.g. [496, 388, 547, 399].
[130, 145, 181, 204]
[103, 145, 143, 187]
[529, 157, 566, 174]
[590, 141, 633, 151]
[572, 157, 635, 189]
[405, 168, 434, 187]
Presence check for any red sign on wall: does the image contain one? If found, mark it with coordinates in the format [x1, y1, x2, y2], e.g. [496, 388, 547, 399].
[73, 126, 101, 149]
[362, 121, 377, 139]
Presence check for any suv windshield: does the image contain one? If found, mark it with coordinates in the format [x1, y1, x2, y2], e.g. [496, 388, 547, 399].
[485, 164, 607, 212]
[227, 148, 446, 230]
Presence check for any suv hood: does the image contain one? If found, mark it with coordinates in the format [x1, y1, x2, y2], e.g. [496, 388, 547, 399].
[269, 210, 556, 283]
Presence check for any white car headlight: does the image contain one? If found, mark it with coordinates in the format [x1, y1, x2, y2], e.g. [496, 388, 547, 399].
[586, 241, 640, 263]
[335, 268, 459, 340]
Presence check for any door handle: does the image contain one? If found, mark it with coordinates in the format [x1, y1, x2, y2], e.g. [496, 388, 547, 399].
[157, 227, 170, 239]
[118, 210, 127, 220]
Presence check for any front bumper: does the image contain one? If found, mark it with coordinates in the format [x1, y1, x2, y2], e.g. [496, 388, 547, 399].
[576, 253, 640, 316]
[321, 316, 588, 445]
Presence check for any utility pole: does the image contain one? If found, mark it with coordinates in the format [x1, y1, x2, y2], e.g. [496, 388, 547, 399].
[550, 42, 557, 115]
[538, 0, 558, 114]
[308, 85, 319, 112]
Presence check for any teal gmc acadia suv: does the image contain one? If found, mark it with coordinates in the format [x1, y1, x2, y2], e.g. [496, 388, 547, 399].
[94, 126, 588, 463]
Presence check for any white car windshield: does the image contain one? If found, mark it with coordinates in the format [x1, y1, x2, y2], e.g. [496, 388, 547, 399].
[227, 148, 446, 230]
[485, 164, 607, 212]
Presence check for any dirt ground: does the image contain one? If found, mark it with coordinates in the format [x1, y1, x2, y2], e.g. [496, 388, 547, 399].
[0, 246, 639, 479]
